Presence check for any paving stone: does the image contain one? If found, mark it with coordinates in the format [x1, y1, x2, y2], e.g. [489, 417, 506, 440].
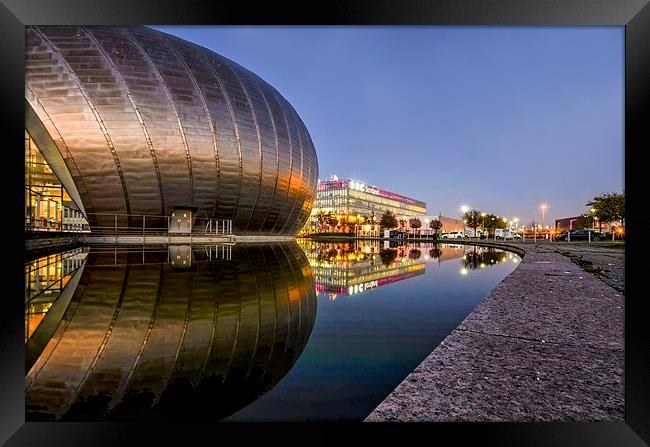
[365, 243, 624, 422]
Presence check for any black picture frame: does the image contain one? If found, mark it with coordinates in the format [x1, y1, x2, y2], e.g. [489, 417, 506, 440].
[2, 0, 648, 445]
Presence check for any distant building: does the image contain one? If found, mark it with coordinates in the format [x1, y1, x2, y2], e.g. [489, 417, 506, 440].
[304, 176, 426, 234]
[313, 176, 427, 218]
[555, 216, 581, 231]
[556, 215, 622, 232]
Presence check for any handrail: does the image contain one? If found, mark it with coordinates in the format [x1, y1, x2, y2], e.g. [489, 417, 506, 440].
[82, 212, 233, 236]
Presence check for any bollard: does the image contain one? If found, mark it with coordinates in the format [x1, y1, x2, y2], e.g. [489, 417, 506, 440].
[588, 231, 591, 243]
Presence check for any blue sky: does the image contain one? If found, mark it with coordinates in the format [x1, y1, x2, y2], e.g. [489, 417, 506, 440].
[152, 26, 623, 226]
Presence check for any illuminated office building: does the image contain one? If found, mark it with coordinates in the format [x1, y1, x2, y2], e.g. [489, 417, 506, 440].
[312, 177, 426, 219]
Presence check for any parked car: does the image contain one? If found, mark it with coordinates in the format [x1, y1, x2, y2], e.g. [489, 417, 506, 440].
[495, 228, 521, 240]
[556, 229, 601, 241]
[464, 228, 485, 238]
[555, 231, 569, 241]
[441, 231, 465, 239]
[600, 230, 625, 241]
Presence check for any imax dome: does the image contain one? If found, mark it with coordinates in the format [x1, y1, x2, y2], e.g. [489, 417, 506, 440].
[25, 25, 318, 235]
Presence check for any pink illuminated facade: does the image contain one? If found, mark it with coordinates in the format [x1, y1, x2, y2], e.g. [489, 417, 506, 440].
[312, 177, 427, 219]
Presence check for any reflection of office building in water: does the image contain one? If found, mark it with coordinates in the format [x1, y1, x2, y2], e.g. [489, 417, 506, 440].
[299, 240, 468, 300]
[25, 243, 316, 421]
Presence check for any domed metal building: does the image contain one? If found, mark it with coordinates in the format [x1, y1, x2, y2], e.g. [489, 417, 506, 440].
[25, 25, 318, 235]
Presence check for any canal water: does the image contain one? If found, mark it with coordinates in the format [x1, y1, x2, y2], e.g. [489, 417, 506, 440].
[25, 240, 520, 421]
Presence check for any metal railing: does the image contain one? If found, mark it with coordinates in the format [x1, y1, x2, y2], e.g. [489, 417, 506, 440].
[84, 212, 233, 236]
[25, 187, 91, 233]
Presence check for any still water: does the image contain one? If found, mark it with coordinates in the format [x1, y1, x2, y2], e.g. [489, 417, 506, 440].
[25, 240, 520, 421]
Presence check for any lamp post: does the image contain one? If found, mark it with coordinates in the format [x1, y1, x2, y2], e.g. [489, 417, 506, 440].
[461, 205, 469, 236]
[540, 203, 548, 231]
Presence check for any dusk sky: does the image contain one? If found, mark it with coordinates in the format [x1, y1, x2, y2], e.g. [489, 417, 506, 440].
[153, 26, 623, 226]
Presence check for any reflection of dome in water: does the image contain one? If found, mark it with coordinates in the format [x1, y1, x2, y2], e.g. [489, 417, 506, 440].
[26, 243, 316, 421]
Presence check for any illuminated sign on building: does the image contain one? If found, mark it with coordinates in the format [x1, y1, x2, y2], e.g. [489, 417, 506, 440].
[317, 179, 425, 208]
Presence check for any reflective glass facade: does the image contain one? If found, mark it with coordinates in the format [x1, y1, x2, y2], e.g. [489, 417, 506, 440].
[25, 26, 318, 235]
[25, 132, 89, 232]
[312, 179, 426, 218]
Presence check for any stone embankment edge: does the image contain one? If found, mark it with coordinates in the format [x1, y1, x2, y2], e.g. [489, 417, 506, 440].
[364, 242, 624, 422]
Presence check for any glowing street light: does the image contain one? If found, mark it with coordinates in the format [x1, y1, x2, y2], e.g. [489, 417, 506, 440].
[540, 203, 548, 229]
[460, 205, 469, 235]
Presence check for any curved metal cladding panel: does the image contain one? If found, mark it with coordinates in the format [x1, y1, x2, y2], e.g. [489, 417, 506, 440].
[25, 243, 317, 421]
[25, 25, 319, 234]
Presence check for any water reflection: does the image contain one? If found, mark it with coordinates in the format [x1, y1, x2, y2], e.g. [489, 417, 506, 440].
[461, 246, 509, 270]
[297, 240, 473, 300]
[26, 240, 521, 421]
[25, 243, 316, 421]
[25, 248, 88, 343]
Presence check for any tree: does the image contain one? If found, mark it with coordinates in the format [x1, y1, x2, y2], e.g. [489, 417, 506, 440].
[379, 210, 398, 230]
[463, 210, 482, 231]
[429, 219, 443, 238]
[326, 213, 339, 228]
[587, 192, 624, 227]
[482, 213, 506, 235]
[408, 218, 422, 229]
[315, 211, 328, 228]
[408, 217, 422, 237]
[575, 214, 595, 229]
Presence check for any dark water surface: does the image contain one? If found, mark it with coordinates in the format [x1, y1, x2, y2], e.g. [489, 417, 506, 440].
[25, 240, 520, 421]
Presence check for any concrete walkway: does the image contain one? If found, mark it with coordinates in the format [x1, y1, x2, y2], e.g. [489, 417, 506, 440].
[365, 243, 624, 422]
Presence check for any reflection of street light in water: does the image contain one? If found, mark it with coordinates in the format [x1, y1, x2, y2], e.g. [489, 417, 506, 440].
[460, 267, 468, 275]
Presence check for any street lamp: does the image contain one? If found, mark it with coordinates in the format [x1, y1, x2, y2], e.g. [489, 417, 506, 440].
[590, 207, 598, 231]
[460, 205, 469, 235]
[540, 203, 548, 230]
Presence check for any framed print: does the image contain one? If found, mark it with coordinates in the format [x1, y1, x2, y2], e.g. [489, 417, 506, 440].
[1, 0, 648, 445]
